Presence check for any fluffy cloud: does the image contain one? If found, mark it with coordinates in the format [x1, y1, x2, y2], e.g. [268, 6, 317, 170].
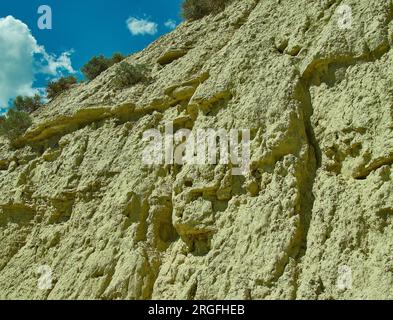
[164, 19, 177, 30]
[0, 16, 75, 108]
[37, 49, 75, 76]
[126, 17, 158, 36]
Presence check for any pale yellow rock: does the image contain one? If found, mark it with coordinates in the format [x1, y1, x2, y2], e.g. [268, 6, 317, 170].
[0, 0, 392, 300]
[157, 48, 188, 66]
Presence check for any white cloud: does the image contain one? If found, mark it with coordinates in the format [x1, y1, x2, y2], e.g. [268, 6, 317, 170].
[164, 19, 177, 30]
[0, 16, 75, 108]
[37, 49, 75, 76]
[126, 17, 158, 36]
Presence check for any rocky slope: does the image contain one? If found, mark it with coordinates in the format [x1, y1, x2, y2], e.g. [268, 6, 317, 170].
[0, 0, 392, 299]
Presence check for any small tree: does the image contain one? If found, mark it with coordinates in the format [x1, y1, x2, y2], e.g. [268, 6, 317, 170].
[0, 109, 32, 145]
[46, 76, 78, 101]
[112, 62, 148, 89]
[181, 0, 231, 20]
[81, 53, 126, 81]
[81, 55, 111, 81]
[13, 94, 43, 113]
[111, 53, 126, 64]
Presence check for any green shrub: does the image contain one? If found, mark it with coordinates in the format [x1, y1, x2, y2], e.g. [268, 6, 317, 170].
[46, 76, 78, 100]
[0, 109, 32, 145]
[111, 53, 126, 64]
[81, 53, 126, 81]
[81, 55, 110, 81]
[112, 62, 149, 89]
[181, 0, 231, 20]
[13, 94, 43, 113]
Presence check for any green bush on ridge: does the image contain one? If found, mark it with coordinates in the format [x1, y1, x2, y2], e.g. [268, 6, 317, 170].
[46, 76, 78, 101]
[82, 53, 126, 81]
[13, 94, 43, 114]
[112, 61, 149, 89]
[0, 109, 32, 146]
[181, 0, 231, 20]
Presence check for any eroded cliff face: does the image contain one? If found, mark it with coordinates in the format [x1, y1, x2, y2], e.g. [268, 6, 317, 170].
[0, 0, 392, 299]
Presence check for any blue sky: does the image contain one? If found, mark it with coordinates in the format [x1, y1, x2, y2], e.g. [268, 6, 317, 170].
[0, 0, 183, 113]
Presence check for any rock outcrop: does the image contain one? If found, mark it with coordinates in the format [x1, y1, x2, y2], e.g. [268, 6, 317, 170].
[0, 0, 392, 299]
